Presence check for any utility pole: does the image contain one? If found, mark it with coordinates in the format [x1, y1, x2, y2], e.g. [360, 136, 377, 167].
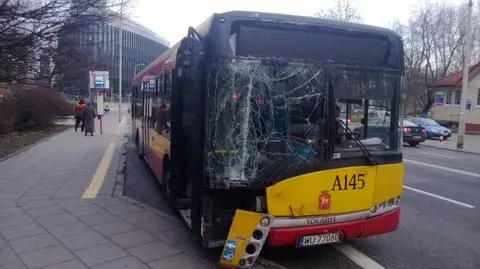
[118, 5, 124, 123]
[457, 0, 474, 149]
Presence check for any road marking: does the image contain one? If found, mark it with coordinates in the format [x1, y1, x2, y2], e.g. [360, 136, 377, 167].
[404, 159, 480, 179]
[335, 244, 386, 269]
[417, 151, 459, 159]
[403, 185, 475, 208]
[82, 142, 116, 199]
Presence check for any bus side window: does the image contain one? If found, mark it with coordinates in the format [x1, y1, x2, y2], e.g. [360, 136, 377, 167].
[165, 72, 172, 99]
[153, 75, 163, 133]
[154, 73, 171, 136]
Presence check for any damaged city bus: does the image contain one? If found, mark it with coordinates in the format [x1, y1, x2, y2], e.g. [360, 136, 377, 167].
[131, 11, 404, 269]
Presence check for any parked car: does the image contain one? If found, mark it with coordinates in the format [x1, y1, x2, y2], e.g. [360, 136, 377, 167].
[402, 119, 426, 147]
[352, 119, 426, 147]
[408, 117, 452, 139]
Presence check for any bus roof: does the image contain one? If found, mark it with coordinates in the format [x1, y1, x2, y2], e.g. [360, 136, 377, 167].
[132, 11, 402, 87]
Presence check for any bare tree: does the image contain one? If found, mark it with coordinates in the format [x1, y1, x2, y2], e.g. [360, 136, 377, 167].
[392, 1, 480, 115]
[314, 0, 363, 23]
[0, 0, 132, 86]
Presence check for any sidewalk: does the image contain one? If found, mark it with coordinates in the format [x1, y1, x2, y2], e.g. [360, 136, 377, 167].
[0, 109, 218, 269]
[421, 133, 480, 154]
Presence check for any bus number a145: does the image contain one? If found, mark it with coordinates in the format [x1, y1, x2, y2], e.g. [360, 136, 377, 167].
[331, 173, 365, 191]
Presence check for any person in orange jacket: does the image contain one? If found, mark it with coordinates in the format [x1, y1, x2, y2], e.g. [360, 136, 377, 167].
[74, 99, 86, 132]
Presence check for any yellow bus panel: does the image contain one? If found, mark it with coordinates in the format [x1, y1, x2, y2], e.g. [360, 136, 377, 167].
[265, 164, 402, 217]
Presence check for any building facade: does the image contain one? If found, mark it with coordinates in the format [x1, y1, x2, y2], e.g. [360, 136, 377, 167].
[432, 62, 480, 133]
[56, 6, 169, 98]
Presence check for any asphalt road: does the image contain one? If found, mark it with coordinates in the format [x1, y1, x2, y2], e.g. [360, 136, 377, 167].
[125, 141, 480, 269]
[263, 144, 480, 269]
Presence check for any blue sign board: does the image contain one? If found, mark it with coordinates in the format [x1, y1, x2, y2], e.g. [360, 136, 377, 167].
[94, 75, 105, 88]
[148, 78, 156, 91]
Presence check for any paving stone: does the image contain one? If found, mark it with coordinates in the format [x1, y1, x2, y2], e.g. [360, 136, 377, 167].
[16, 200, 55, 210]
[8, 233, 58, 254]
[0, 245, 20, 266]
[47, 221, 94, 238]
[175, 241, 208, 259]
[59, 231, 109, 251]
[0, 207, 24, 219]
[74, 243, 128, 267]
[1, 223, 45, 240]
[127, 241, 181, 263]
[109, 229, 156, 249]
[137, 217, 176, 234]
[0, 262, 26, 269]
[80, 212, 120, 226]
[148, 253, 210, 269]
[0, 214, 33, 229]
[53, 198, 95, 209]
[65, 205, 106, 217]
[156, 227, 191, 245]
[18, 245, 74, 268]
[90, 256, 149, 269]
[105, 204, 144, 216]
[93, 220, 135, 236]
[26, 206, 65, 218]
[42, 259, 87, 269]
[36, 213, 78, 228]
[122, 211, 165, 225]
[93, 197, 132, 208]
[25, 191, 57, 199]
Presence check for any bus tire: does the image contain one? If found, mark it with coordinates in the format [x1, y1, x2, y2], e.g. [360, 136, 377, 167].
[408, 141, 419, 147]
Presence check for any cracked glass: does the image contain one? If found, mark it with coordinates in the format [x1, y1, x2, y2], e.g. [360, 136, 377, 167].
[204, 59, 399, 187]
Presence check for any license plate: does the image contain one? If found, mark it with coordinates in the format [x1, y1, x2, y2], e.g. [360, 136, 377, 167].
[298, 232, 340, 247]
[413, 135, 421, 139]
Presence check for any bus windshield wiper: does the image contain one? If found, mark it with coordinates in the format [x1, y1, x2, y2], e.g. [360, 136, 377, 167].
[338, 120, 376, 165]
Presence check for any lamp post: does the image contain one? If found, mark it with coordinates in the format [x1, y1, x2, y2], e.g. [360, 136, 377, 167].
[118, 5, 124, 123]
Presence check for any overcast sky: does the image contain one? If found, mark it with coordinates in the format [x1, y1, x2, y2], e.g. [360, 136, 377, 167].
[131, 0, 463, 46]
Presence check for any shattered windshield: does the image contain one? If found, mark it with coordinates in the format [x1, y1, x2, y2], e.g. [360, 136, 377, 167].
[204, 59, 399, 185]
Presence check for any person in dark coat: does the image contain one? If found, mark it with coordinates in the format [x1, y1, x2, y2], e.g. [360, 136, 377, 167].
[74, 99, 86, 132]
[82, 102, 96, 136]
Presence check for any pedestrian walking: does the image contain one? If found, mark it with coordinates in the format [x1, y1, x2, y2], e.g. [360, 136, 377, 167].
[74, 99, 86, 132]
[82, 102, 96, 136]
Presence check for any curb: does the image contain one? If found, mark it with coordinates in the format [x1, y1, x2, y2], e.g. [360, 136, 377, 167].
[420, 143, 480, 156]
[112, 129, 129, 197]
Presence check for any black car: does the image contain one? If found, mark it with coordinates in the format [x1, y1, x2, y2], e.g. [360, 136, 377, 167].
[402, 119, 426, 147]
[352, 119, 426, 147]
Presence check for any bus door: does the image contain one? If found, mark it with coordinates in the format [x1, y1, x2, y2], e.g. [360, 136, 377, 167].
[142, 90, 153, 160]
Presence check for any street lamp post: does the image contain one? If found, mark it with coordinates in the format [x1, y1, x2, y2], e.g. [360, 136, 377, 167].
[457, 0, 474, 149]
[118, 5, 124, 123]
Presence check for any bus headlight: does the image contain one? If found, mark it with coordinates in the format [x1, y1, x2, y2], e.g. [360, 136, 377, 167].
[368, 196, 400, 217]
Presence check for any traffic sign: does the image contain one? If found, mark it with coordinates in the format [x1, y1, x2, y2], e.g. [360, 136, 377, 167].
[89, 71, 110, 89]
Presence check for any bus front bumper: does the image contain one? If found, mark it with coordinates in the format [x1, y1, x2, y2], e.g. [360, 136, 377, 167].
[267, 207, 400, 248]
